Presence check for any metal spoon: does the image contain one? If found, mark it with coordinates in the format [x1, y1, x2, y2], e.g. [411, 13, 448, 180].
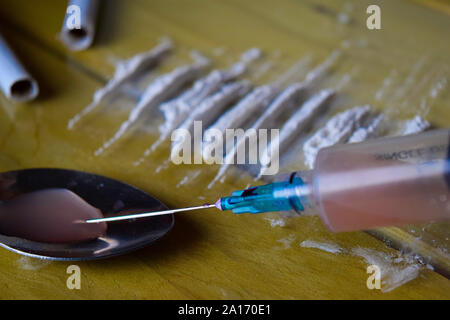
[0, 168, 174, 261]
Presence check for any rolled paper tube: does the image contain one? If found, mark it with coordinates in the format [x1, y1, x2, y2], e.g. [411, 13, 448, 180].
[60, 0, 100, 51]
[0, 34, 39, 103]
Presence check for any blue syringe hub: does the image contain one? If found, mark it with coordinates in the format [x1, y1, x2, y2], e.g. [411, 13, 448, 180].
[217, 175, 307, 214]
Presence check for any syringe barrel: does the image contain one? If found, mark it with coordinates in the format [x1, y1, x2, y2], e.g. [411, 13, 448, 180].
[311, 129, 450, 232]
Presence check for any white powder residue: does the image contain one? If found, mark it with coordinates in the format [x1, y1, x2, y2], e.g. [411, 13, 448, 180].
[303, 50, 341, 87]
[206, 85, 278, 135]
[429, 77, 447, 98]
[300, 240, 343, 254]
[337, 1, 353, 24]
[273, 56, 312, 87]
[171, 81, 251, 159]
[207, 84, 285, 188]
[298, 240, 431, 292]
[376, 70, 398, 101]
[154, 159, 170, 172]
[95, 54, 210, 156]
[337, 13, 350, 24]
[348, 114, 385, 143]
[153, 71, 241, 151]
[277, 234, 296, 249]
[202, 85, 279, 163]
[208, 51, 339, 187]
[212, 47, 227, 57]
[240, 48, 262, 64]
[334, 73, 353, 91]
[251, 61, 274, 80]
[143, 48, 260, 157]
[176, 170, 201, 188]
[259, 90, 335, 177]
[68, 38, 173, 129]
[303, 105, 372, 168]
[253, 82, 308, 130]
[401, 115, 430, 136]
[16, 256, 50, 271]
[352, 247, 423, 293]
[399, 68, 440, 112]
[264, 217, 287, 228]
[390, 57, 427, 103]
[274, 51, 338, 90]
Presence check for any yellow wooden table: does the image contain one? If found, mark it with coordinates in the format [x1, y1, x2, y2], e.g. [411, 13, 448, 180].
[0, 0, 449, 299]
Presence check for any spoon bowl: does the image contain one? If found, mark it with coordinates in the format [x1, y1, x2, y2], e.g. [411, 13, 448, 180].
[0, 168, 174, 261]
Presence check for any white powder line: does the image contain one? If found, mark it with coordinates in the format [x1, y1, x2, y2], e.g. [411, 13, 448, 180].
[176, 170, 201, 188]
[133, 49, 262, 167]
[399, 67, 440, 110]
[208, 51, 341, 187]
[171, 81, 251, 159]
[303, 105, 372, 168]
[254, 83, 310, 131]
[400, 115, 430, 136]
[202, 84, 279, 163]
[158, 49, 260, 139]
[240, 48, 262, 64]
[303, 50, 341, 87]
[300, 240, 343, 254]
[416, 74, 448, 116]
[333, 72, 353, 92]
[206, 84, 282, 188]
[156, 159, 170, 173]
[390, 56, 427, 103]
[95, 54, 210, 156]
[376, 69, 398, 101]
[429, 75, 447, 99]
[251, 60, 274, 80]
[272, 56, 312, 88]
[271, 50, 340, 90]
[67, 38, 173, 130]
[348, 114, 385, 143]
[259, 89, 335, 177]
[208, 83, 307, 189]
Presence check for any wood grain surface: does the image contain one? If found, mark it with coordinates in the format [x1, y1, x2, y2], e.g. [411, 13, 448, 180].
[0, 0, 448, 299]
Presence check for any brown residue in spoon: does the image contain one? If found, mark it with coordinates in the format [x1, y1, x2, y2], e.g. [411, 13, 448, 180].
[0, 189, 107, 244]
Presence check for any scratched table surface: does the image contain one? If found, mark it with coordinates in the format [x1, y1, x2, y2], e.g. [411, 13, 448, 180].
[0, 0, 449, 299]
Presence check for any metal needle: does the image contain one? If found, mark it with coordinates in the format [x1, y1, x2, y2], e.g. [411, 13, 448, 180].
[86, 204, 217, 224]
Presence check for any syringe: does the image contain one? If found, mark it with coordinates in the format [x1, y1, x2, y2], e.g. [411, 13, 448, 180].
[87, 129, 450, 232]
